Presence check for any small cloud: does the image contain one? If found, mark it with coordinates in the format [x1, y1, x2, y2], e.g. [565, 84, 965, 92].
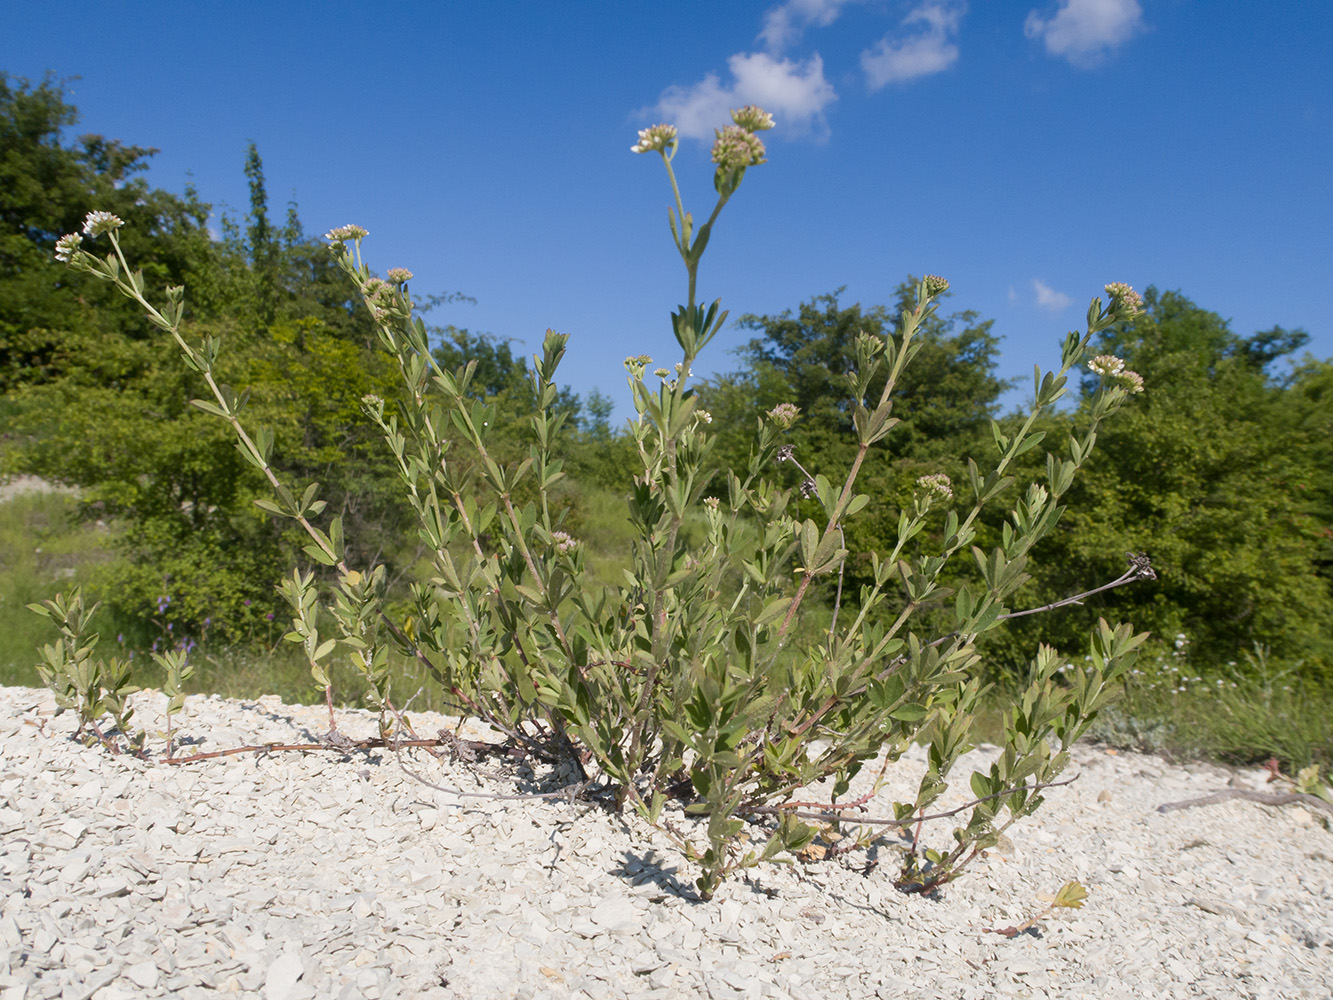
[651, 51, 837, 140]
[1007, 285, 1019, 305]
[759, 0, 859, 53]
[1024, 0, 1143, 66]
[1033, 279, 1072, 311]
[861, 1, 966, 90]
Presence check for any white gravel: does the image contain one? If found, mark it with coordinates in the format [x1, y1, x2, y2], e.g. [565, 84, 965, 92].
[1, 684, 1330, 999]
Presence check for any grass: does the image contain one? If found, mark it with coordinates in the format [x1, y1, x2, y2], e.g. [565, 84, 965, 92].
[4, 485, 1329, 778]
[1082, 642, 1333, 774]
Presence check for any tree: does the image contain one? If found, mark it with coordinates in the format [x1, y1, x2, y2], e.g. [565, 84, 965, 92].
[700, 281, 1011, 614]
[1, 77, 412, 638]
[0, 72, 220, 392]
[994, 288, 1333, 679]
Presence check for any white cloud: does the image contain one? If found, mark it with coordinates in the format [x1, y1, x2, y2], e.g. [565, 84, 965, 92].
[861, 2, 965, 90]
[759, 0, 859, 53]
[1033, 279, 1073, 311]
[651, 51, 837, 140]
[1024, 0, 1143, 66]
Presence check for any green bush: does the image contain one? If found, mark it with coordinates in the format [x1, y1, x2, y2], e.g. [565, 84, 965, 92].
[42, 107, 1159, 901]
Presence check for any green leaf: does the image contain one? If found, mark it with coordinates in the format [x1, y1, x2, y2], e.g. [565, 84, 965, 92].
[890, 703, 928, 722]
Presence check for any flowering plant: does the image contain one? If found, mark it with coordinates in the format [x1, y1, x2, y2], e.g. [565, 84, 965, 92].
[45, 104, 1153, 899]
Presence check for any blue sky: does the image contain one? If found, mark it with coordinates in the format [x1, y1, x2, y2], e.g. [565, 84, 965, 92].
[6, 1, 1330, 418]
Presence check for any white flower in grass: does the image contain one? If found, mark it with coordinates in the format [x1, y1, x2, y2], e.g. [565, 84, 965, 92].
[631, 124, 677, 154]
[916, 473, 953, 501]
[1088, 354, 1126, 377]
[325, 224, 369, 243]
[54, 233, 83, 262]
[82, 211, 123, 236]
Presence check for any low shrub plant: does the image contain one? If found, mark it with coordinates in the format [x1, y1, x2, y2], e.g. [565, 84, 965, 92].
[43, 107, 1158, 899]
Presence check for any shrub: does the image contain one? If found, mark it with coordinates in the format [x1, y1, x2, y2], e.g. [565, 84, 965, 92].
[45, 109, 1152, 899]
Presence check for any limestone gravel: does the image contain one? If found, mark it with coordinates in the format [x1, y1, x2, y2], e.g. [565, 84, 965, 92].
[1, 685, 1330, 999]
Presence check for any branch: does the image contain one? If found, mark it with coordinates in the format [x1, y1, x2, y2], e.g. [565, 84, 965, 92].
[1156, 788, 1333, 816]
[743, 775, 1077, 828]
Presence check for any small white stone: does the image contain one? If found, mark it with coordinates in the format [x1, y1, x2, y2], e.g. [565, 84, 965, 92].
[123, 961, 160, 989]
[262, 952, 305, 1000]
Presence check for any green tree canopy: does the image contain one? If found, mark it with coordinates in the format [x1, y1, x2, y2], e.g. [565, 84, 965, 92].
[996, 288, 1332, 679]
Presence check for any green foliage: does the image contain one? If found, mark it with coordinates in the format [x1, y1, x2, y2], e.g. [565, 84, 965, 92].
[993, 288, 1333, 681]
[1091, 641, 1333, 773]
[0, 73, 222, 392]
[51, 107, 1158, 902]
[27, 587, 141, 752]
[1, 80, 413, 639]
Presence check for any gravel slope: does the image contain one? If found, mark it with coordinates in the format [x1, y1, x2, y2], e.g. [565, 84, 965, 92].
[1, 685, 1330, 1000]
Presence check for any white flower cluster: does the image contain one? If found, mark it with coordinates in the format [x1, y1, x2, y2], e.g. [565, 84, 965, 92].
[766, 403, 800, 429]
[54, 232, 83, 263]
[631, 124, 678, 154]
[551, 530, 578, 553]
[1088, 354, 1125, 377]
[325, 224, 369, 243]
[1088, 354, 1145, 393]
[1104, 282, 1144, 317]
[916, 473, 954, 501]
[83, 211, 124, 236]
[712, 125, 766, 172]
[386, 268, 413, 284]
[730, 105, 775, 132]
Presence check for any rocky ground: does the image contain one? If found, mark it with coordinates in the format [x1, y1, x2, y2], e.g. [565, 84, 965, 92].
[1, 685, 1330, 1000]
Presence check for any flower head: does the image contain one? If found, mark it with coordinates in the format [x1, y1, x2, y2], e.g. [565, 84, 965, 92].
[767, 402, 800, 430]
[923, 274, 950, 297]
[82, 211, 124, 237]
[704, 496, 721, 511]
[731, 105, 775, 132]
[916, 473, 954, 501]
[1115, 369, 1145, 393]
[1104, 282, 1143, 318]
[631, 124, 678, 154]
[1088, 354, 1126, 377]
[386, 267, 413, 284]
[712, 125, 767, 172]
[54, 232, 83, 263]
[325, 224, 369, 243]
[696, 409, 713, 424]
[551, 530, 578, 553]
